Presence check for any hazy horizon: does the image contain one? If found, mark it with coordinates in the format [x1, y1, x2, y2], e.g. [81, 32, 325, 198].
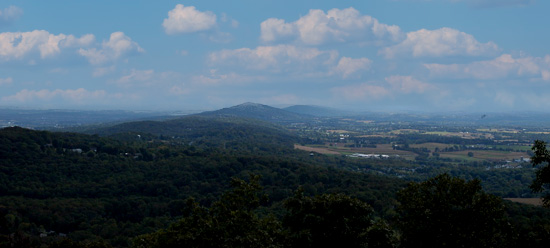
[1, 1, 549, 112]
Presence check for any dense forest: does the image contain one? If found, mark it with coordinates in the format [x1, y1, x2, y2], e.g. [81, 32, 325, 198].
[1, 116, 550, 247]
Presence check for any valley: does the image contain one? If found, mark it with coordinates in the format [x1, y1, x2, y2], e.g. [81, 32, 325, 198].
[1, 103, 550, 247]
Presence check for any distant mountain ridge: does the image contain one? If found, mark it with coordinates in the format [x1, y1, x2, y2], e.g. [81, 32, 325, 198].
[195, 102, 312, 123]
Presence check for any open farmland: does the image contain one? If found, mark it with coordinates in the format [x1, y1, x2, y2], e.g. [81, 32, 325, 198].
[389, 129, 420, 134]
[439, 150, 529, 161]
[327, 130, 356, 134]
[410, 142, 456, 151]
[425, 131, 493, 139]
[296, 143, 417, 159]
[294, 144, 341, 155]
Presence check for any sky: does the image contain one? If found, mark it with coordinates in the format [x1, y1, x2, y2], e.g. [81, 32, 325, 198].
[0, 0, 549, 112]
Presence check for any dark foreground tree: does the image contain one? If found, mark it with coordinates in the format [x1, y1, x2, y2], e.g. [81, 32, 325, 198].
[132, 176, 389, 248]
[283, 190, 377, 248]
[396, 173, 511, 248]
[132, 175, 284, 248]
[530, 140, 550, 207]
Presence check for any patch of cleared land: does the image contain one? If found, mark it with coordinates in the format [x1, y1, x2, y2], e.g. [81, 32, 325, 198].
[390, 129, 419, 134]
[425, 131, 493, 139]
[358, 134, 395, 138]
[327, 130, 354, 134]
[477, 128, 520, 133]
[527, 131, 550, 134]
[295, 144, 417, 159]
[343, 144, 415, 156]
[410, 142, 455, 150]
[440, 150, 529, 161]
[504, 198, 543, 206]
[294, 144, 341, 155]
[493, 144, 532, 151]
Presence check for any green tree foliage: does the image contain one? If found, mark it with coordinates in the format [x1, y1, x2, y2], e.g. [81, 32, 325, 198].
[396, 173, 510, 248]
[530, 140, 550, 207]
[0, 126, 403, 247]
[283, 190, 375, 248]
[133, 177, 387, 248]
[5, 125, 550, 247]
[132, 175, 284, 248]
[47, 239, 112, 248]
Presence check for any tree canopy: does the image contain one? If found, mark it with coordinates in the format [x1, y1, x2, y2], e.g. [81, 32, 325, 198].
[396, 173, 511, 248]
[530, 140, 550, 207]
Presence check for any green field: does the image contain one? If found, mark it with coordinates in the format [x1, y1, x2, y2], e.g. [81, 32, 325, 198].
[440, 150, 529, 161]
[493, 144, 532, 151]
[410, 142, 455, 150]
[297, 143, 417, 159]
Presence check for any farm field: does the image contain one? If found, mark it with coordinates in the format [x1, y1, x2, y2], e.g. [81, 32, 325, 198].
[410, 142, 455, 150]
[357, 134, 395, 138]
[295, 143, 417, 159]
[425, 131, 493, 139]
[297, 142, 530, 162]
[327, 129, 355, 134]
[294, 144, 341, 155]
[493, 144, 532, 151]
[439, 150, 529, 161]
[389, 129, 419, 134]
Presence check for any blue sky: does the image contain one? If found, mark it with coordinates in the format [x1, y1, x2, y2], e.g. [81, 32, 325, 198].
[0, 0, 549, 112]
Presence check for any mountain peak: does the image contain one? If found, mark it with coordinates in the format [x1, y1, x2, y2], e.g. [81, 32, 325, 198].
[196, 102, 310, 123]
[235, 102, 264, 107]
[230, 102, 269, 109]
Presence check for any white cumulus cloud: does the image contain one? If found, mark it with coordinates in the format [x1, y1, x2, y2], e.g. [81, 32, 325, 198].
[208, 45, 374, 80]
[260, 7, 402, 45]
[334, 57, 372, 79]
[163, 4, 217, 34]
[425, 54, 550, 80]
[0, 6, 23, 25]
[380, 27, 498, 58]
[209, 45, 338, 73]
[0, 30, 94, 61]
[79, 32, 144, 65]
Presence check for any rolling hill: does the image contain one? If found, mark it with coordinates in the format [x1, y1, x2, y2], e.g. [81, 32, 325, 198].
[195, 102, 313, 124]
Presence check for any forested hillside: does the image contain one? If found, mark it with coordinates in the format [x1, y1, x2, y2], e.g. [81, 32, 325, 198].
[84, 115, 298, 152]
[0, 125, 403, 247]
[1, 116, 550, 247]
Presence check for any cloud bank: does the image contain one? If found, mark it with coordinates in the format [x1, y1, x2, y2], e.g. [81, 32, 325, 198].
[0, 30, 94, 61]
[380, 27, 499, 58]
[261, 7, 402, 45]
[425, 54, 550, 81]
